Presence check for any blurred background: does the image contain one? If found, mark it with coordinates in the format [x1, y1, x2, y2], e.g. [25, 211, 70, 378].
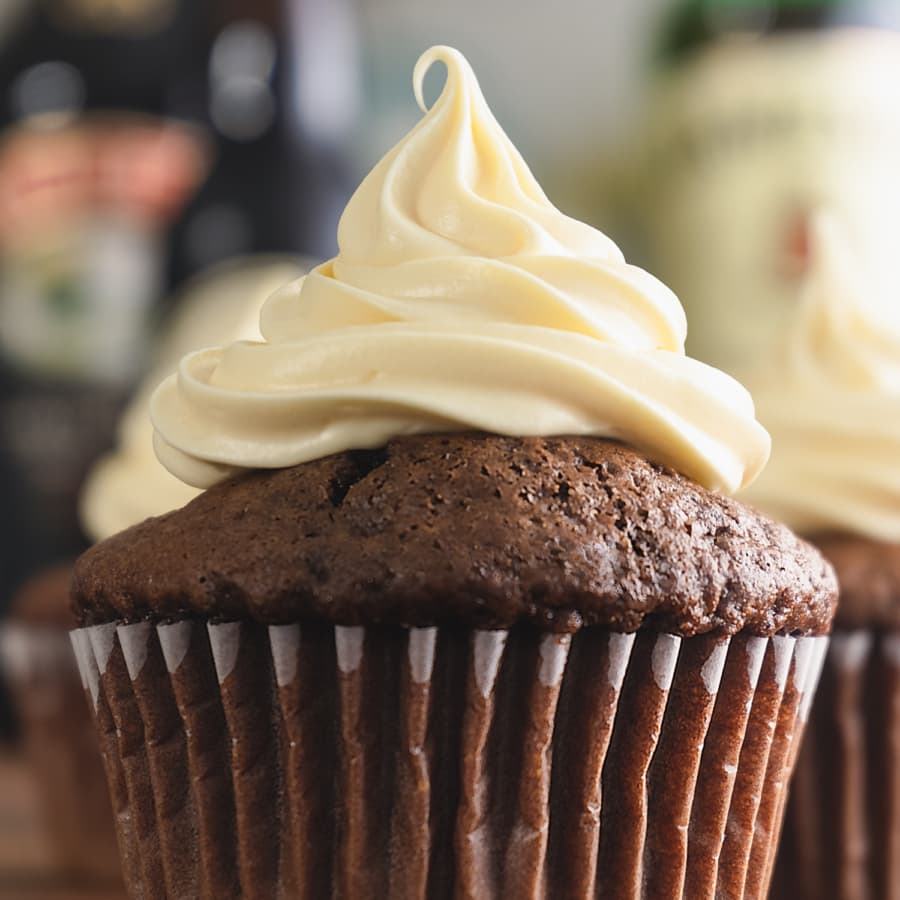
[0, 0, 669, 619]
[1, 0, 899, 894]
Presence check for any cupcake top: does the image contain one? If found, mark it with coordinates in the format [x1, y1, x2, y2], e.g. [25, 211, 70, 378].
[740, 214, 900, 543]
[151, 46, 770, 497]
[80, 257, 306, 542]
[73, 434, 835, 634]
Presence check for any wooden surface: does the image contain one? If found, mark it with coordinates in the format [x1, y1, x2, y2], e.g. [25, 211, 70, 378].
[0, 747, 125, 899]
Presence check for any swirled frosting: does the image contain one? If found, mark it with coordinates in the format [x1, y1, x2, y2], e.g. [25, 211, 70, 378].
[152, 46, 769, 494]
[741, 214, 900, 541]
[81, 258, 306, 541]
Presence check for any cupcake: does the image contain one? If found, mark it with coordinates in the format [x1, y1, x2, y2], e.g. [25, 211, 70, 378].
[0, 256, 304, 888]
[1, 564, 121, 885]
[741, 215, 900, 899]
[70, 47, 836, 899]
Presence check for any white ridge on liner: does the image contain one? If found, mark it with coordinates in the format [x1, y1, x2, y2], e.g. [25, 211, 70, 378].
[208, 622, 242, 684]
[88, 622, 117, 676]
[72, 627, 101, 709]
[772, 635, 796, 692]
[745, 636, 767, 688]
[799, 637, 829, 723]
[117, 622, 153, 681]
[882, 633, 900, 668]
[335, 626, 365, 675]
[68, 629, 90, 693]
[473, 630, 507, 697]
[538, 634, 571, 687]
[791, 637, 815, 693]
[607, 632, 636, 690]
[651, 633, 681, 692]
[700, 637, 730, 695]
[0, 626, 32, 681]
[8, 628, 71, 677]
[269, 625, 300, 687]
[408, 628, 437, 685]
[829, 631, 872, 673]
[157, 621, 193, 674]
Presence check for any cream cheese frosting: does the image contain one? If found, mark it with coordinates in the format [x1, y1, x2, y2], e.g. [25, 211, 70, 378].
[151, 46, 770, 495]
[741, 214, 900, 541]
[81, 257, 306, 541]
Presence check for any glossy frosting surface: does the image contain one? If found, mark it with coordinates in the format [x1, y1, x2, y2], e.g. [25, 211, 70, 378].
[152, 47, 769, 494]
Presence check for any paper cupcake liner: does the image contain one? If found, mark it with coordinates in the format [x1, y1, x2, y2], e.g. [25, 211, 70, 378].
[771, 628, 900, 900]
[0, 624, 121, 884]
[71, 620, 827, 899]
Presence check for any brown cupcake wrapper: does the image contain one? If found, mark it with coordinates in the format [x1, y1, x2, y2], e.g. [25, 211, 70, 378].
[771, 629, 900, 900]
[0, 624, 121, 884]
[71, 621, 827, 900]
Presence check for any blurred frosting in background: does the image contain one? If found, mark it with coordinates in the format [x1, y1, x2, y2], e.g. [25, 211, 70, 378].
[623, 0, 900, 376]
[349, 0, 668, 220]
[80, 255, 306, 543]
[740, 213, 900, 541]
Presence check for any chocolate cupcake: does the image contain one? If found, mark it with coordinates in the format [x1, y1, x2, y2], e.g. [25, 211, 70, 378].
[71, 47, 836, 899]
[740, 215, 900, 899]
[1, 564, 121, 885]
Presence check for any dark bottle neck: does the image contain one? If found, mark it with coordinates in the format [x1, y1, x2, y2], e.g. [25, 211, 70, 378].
[660, 1, 900, 66]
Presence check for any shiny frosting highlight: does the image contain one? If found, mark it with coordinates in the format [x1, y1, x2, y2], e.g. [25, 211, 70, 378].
[741, 214, 900, 541]
[152, 46, 769, 494]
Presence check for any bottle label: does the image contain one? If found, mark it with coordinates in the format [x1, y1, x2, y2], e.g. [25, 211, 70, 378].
[634, 29, 900, 375]
[0, 120, 205, 382]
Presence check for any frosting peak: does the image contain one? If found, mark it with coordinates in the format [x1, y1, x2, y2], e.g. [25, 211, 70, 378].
[741, 213, 900, 540]
[152, 47, 769, 494]
[340, 46, 626, 267]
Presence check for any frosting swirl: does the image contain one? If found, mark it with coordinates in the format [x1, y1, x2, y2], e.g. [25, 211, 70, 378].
[741, 213, 900, 540]
[152, 46, 769, 494]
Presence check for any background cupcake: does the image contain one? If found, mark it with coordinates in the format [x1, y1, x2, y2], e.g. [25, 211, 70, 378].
[81, 255, 306, 540]
[71, 46, 836, 899]
[740, 214, 900, 899]
[1, 255, 305, 890]
[1, 563, 121, 885]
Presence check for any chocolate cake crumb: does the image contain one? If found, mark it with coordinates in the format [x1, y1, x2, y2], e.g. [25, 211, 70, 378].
[72, 434, 836, 635]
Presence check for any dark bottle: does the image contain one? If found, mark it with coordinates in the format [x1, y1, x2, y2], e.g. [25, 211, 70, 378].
[630, 0, 900, 374]
[167, 0, 357, 284]
[0, 0, 358, 602]
[0, 0, 208, 599]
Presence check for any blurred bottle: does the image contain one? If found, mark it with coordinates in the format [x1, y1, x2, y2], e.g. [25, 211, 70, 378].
[0, 0, 208, 600]
[168, 0, 358, 283]
[631, 0, 900, 374]
[0, 0, 358, 602]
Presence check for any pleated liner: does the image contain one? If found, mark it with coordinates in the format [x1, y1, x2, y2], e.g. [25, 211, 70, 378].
[0, 624, 121, 884]
[771, 629, 900, 900]
[70, 620, 827, 900]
